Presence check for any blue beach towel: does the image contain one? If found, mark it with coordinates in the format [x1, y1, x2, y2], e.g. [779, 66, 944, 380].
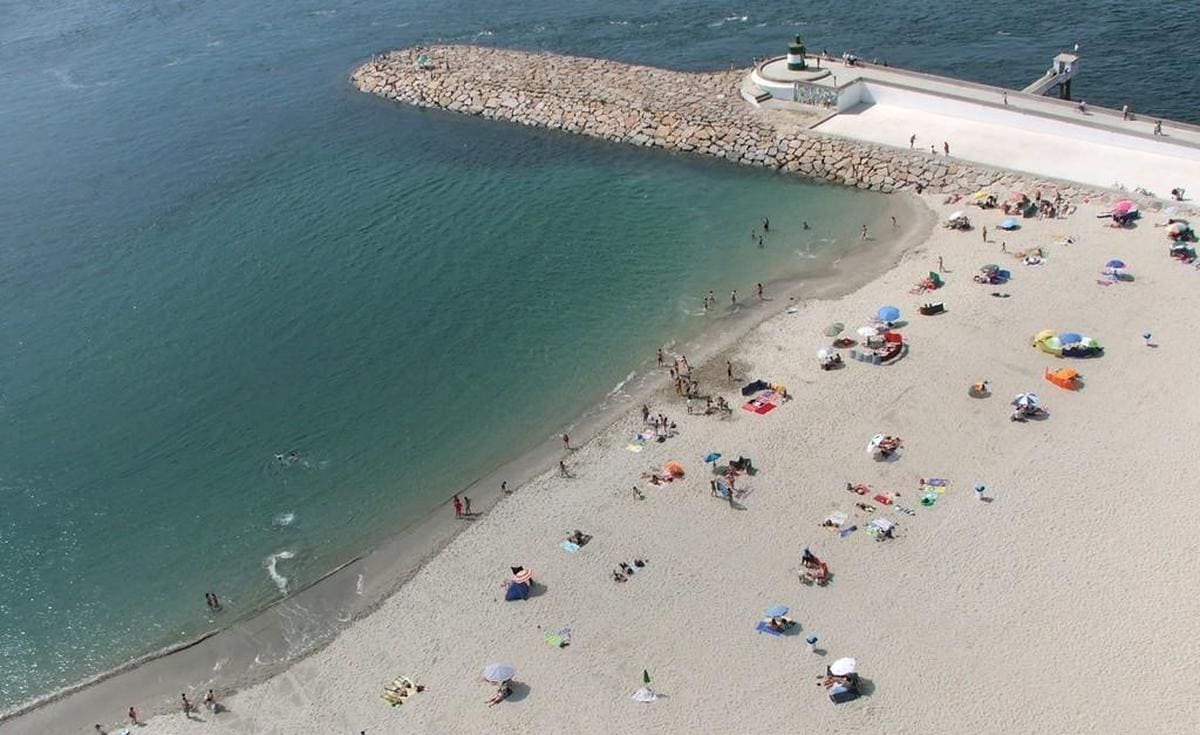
[560, 541, 580, 553]
[756, 621, 784, 637]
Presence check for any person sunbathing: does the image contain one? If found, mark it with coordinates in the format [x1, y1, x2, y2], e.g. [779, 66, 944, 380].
[612, 570, 627, 583]
[802, 548, 821, 567]
[487, 684, 512, 706]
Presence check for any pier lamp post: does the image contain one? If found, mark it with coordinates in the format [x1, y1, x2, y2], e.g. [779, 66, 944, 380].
[787, 35, 807, 71]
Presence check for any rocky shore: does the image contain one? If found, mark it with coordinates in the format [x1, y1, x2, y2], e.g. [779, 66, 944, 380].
[351, 45, 1092, 197]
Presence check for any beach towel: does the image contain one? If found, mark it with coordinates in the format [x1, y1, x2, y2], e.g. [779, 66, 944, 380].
[838, 525, 858, 539]
[920, 492, 939, 507]
[755, 620, 784, 637]
[545, 628, 571, 648]
[873, 493, 893, 506]
[742, 399, 776, 414]
[560, 541, 580, 553]
[625, 444, 644, 453]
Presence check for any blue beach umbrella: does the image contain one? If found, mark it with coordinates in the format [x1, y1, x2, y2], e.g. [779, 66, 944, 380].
[876, 305, 900, 322]
[703, 452, 721, 464]
[999, 217, 1019, 230]
[764, 604, 790, 618]
[1106, 259, 1126, 269]
[1058, 332, 1083, 345]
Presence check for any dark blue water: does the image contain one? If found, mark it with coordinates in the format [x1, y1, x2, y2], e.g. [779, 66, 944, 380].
[1, 0, 1194, 710]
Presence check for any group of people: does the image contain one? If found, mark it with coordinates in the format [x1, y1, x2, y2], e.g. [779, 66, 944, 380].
[612, 558, 648, 583]
[452, 494, 473, 518]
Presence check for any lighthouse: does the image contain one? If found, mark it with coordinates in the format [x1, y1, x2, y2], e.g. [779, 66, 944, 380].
[787, 35, 807, 71]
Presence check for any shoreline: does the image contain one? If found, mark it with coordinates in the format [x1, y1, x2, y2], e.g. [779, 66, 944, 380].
[3, 180, 929, 732]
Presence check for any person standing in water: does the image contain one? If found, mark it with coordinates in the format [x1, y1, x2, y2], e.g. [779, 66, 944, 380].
[452, 495, 463, 518]
[762, 217, 770, 233]
[730, 289, 737, 305]
[860, 225, 868, 240]
[562, 433, 571, 451]
[756, 282, 764, 300]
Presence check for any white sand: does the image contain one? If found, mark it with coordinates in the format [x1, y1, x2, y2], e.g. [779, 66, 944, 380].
[138, 194, 1200, 734]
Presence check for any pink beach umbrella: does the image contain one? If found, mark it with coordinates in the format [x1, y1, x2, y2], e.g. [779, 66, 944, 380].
[1112, 199, 1137, 216]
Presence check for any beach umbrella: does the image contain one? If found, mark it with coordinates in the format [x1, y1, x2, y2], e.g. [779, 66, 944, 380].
[1011, 393, 1039, 408]
[1058, 332, 1083, 345]
[980, 263, 1000, 273]
[703, 452, 721, 464]
[511, 568, 533, 584]
[823, 322, 845, 337]
[1167, 221, 1188, 235]
[856, 325, 879, 338]
[1112, 199, 1137, 215]
[867, 434, 884, 452]
[971, 189, 990, 201]
[643, 669, 651, 684]
[484, 663, 515, 683]
[764, 605, 789, 618]
[632, 687, 658, 702]
[876, 305, 900, 323]
[817, 347, 832, 360]
[663, 461, 684, 477]
[998, 217, 1019, 230]
[1033, 329, 1055, 344]
[829, 657, 857, 676]
[947, 210, 966, 220]
[1105, 259, 1127, 269]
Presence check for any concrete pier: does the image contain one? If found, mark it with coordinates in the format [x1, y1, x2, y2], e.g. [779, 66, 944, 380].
[353, 45, 1199, 203]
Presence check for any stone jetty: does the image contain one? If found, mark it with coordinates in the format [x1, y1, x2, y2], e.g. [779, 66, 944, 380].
[351, 46, 1091, 197]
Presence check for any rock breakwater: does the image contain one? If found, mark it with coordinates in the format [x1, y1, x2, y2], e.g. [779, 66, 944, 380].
[351, 46, 1091, 197]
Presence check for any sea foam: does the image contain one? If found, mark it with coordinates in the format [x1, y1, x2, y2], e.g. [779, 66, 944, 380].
[265, 551, 296, 595]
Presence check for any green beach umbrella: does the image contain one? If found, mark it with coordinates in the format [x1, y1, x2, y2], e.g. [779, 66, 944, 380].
[643, 669, 651, 684]
[823, 322, 845, 338]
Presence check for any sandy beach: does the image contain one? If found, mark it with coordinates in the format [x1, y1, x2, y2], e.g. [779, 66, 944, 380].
[78, 188, 1195, 735]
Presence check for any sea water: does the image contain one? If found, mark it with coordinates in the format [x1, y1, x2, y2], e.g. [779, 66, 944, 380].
[1, 0, 1195, 711]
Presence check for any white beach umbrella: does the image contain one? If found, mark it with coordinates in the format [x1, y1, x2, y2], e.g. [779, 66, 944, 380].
[867, 434, 884, 452]
[631, 686, 658, 703]
[830, 657, 858, 676]
[857, 325, 879, 338]
[817, 347, 832, 360]
[948, 210, 966, 220]
[483, 663, 515, 683]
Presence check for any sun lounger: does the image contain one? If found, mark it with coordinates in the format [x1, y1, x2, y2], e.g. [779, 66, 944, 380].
[755, 620, 785, 637]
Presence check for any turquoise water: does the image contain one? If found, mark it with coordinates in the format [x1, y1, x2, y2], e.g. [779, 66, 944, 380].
[1, 0, 1195, 710]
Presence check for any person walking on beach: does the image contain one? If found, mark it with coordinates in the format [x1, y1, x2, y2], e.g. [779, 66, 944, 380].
[641, 404, 650, 423]
[937, 256, 944, 273]
[204, 689, 218, 713]
[656, 348, 664, 366]
[1121, 104, 1129, 120]
[128, 706, 139, 725]
[981, 226, 988, 243]
[94, 725, 107, 734]
[1002, 91, 1008, 105]
[756, 282, 764, 300]
[1078, 100, 1087, 114]
[727, 360, 734, 382]
[452, 494, 463, 518]
[891, 215, 897, 229]
[860, 224, 868, 240]
[559, 460, 570, 477]
[463, 497, 472, 515]
[181, 693, 194, 719]
[562, 433, 570, 451]
[909, 133, 916, 148]
[730, 289, 737, 305]
[502, 480, 510, 494]
[943, 141, 950, 156]
[707, 290, 715, 308]
[1154, 120, 1163, 135]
